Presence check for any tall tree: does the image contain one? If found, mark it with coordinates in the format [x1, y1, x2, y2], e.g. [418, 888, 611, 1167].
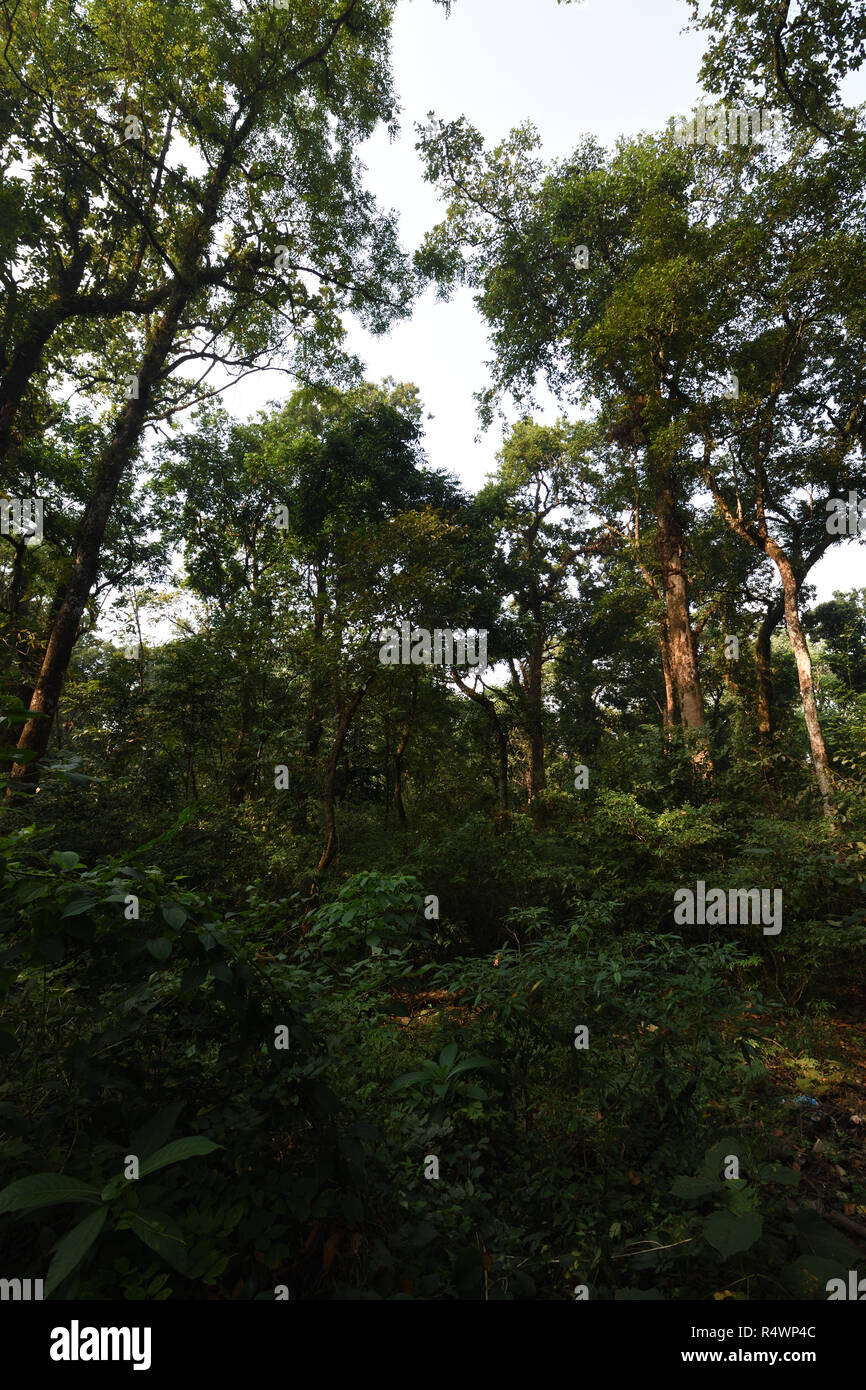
[2, 0, 452, 787]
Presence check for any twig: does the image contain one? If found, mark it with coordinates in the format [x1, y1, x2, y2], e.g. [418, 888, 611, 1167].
[612, 1237, 694, 1259]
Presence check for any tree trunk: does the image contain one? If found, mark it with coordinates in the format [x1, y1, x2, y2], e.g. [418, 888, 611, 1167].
[455, 674, 509, 811]
[526, 631, 547, 800]
[755, 592, 783, 745]
[0, 236, 92, 464]
[228, 672, 255, 806]
[655, 484, 708, 735]
[5, 133, 245, 795]
[655, 482, 711, 774]
[317, 680, 372, 873]
[5, 288, 189, 793]
[766, 542, 835, 817]
[392, 674, 418, 826]
[658, 624, 677, 733]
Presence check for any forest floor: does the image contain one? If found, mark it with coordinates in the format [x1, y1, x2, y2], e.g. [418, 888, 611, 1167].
[744, 1006, 866, 1242]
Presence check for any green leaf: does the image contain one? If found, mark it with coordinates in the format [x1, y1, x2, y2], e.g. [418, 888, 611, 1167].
[17, 880, 49, 903]
[671, 1174, 719, 1199]
[45, 1206, 108, 1296]
[61, 896, 100, 918]
[438, 1041, 458, 1069]
[724, 1181, 758, 1218]
[0, 1173, 101, 1214]
[462, 1083, 488, 1100]
[137, 1137, 221, 1178]
[703, 1209, 763, 1258]
[100, 1171, 130, 1203]
[146, 937, 172, 962]
[124, 1207, 188, 1273]
[699, 1138, 742, 1178]
[448, 1055, 495, 1077]
[50, 851, 80, 871]
[161, 904, 188, 929]
[390, 1070, 432, 1091]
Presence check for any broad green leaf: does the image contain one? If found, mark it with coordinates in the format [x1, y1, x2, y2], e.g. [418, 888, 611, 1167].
[161, 904, 188, 929]
[61, 897, 100, 918]
[0, 1173, 101, 1214]
[699, 1139, 743, 1178]
[50, 851, 80, 871]
[448, 1055, 495, 1077]
[137, 1137, 221, 1178]
[438, 1041, 458, 1069]
[703, 1209, 763, 1258]
[391, 1070, 432, 1091]
[725, 1181, 758, 1218]
[124, 1207, 188, 1273]
[146, 937, 172, 962]
[45, 1206, 108, 1296]
[17, 880, 50, 903]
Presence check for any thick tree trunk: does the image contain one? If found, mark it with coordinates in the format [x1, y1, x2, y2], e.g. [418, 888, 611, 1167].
[526, 631, 547, 800]
[494, 720, 509, 812]
[317, 680, 372, 873]
[755, 593, 783, 745]
[655, 482, 711, 775]
[658, 624, 677, 733]
[6, 136, 243, 794]
[1, 537, 37, 712]
[766, 542, 835, 817]
[656, 485, 708, 735]
[5, 288, 189, 794]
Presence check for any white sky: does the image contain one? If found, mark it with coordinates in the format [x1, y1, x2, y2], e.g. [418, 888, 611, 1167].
[166, 0, 866, 615]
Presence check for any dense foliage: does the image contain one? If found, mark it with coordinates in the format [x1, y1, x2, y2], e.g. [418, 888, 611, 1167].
[1, 0, 865, 1301]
